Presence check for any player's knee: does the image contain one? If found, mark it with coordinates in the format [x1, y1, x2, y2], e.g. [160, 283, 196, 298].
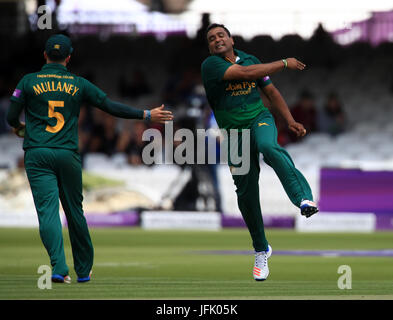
[236, 183, 259, 200]
[257, 141, 273, 155]
[260, 145, 285, 165]
[39, 223, 58, 236]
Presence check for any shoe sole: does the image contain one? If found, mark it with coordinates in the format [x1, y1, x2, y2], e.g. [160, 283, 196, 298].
[77, 270, 92, 283]
[301, 206, 319, 218]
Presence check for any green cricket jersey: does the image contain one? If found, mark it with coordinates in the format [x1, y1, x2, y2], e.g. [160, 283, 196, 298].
[201, 49, 272, 130]
[10, 63, 107, 151]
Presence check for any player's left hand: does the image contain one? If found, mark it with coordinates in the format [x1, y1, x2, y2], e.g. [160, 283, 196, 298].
[150, 104, 174, 124]
[13, 122, 25, 138]
[288, 121, 306, 137]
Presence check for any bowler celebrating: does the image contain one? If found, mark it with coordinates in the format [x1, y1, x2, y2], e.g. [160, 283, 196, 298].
[201, 24, 318, 281]
[7, 34, 173, 284]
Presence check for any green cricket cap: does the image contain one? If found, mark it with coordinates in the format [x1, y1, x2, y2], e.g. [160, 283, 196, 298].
[45, 34, 73, 60]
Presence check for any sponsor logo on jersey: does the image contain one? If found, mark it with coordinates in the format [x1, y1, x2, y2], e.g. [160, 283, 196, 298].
[12, 89, 21, 98]
[225, 81, 256, 96]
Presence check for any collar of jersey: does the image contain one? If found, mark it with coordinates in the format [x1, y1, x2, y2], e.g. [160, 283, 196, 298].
[42, 63, 67, 71]
[232, 49, 250, 64]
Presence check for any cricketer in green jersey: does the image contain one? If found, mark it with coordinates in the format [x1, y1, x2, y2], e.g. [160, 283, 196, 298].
[201, 24, 318, 281]
[7, 34, 173, 284]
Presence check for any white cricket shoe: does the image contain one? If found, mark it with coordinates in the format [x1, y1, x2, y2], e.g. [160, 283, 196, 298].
[51, 274, 71, 284]
[253, 245, 272, 281]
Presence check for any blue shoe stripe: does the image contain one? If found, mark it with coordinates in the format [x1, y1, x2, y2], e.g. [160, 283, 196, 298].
[301, 204, 316, 208]
[52, 274, 65, 282]
[77, 276, 90, 283]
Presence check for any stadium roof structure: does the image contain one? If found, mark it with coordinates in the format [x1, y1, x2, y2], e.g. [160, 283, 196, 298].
[56, 0, 186, 36]
[330, 10, 393, 46]
[177, 0, 393, 40]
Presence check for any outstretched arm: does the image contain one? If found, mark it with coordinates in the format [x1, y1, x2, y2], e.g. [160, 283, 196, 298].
[262, 83, 306, 137]
[97, 97, 173, 124]
[223, 58, 306, 81]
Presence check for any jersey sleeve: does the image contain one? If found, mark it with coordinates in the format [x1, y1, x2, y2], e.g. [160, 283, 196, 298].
[201, 55, 231, 85]
[250, 55, 273, 88]
[98, 98, 144, 119]
[10, 76, 27, 105]
[7, 100, 25, 128]
[81, 78, 107, 107]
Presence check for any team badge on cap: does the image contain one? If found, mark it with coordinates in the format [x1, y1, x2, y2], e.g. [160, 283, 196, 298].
[54, 44, 60, 49]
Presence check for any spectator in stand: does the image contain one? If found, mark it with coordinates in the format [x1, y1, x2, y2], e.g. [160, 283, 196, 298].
[289, 90, 318, 142]
[318, 92, 346, 136]
[86, 111, 120, 156]
[123, 121, 149, 165]
[275, 120, 291, 146]
[78, 103, 94, 161]
[162, 67, 200, 107]
[118, 69, 152, 99]
[0, 77, 13, 134]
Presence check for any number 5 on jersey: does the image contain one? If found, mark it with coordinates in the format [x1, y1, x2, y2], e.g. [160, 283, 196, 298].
[46, 100, 64, 133]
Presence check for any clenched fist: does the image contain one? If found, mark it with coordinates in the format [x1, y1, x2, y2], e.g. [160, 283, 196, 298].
[13, 122, 25, 138]
[288, 121, 307, 137]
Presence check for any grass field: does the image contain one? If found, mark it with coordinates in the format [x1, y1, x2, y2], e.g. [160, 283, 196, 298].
[0, 227, 393, 300]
